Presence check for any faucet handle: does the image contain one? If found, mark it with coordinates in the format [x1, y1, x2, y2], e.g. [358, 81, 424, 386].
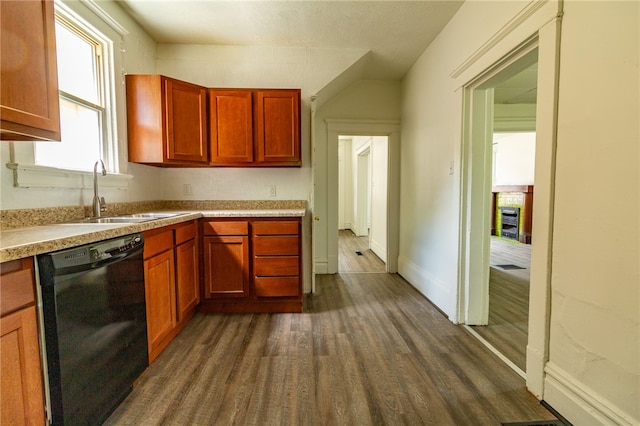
[100, 196, 107, 212]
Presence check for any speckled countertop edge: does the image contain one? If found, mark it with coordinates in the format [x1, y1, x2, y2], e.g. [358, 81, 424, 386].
[0, 201, 307, 262]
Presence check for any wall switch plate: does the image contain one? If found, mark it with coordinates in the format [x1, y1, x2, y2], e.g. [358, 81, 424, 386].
[268, 185, 277, 197]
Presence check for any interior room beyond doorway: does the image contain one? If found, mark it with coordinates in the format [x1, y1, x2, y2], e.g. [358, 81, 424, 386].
[338, 135, 389, 272]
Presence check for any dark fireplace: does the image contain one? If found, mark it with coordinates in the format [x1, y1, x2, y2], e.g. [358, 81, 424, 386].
[500, 207, 520, 241]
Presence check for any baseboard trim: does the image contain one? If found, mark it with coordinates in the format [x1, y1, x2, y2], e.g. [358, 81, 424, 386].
[544, 362, 637, 426]
[370, 239, 386, 264]
[314, 259, 328, 274]
[397, 256, 454, 318]
[526, 345, 546, 399]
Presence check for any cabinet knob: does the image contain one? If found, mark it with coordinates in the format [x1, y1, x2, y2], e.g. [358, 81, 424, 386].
[314, 216, 320, 221]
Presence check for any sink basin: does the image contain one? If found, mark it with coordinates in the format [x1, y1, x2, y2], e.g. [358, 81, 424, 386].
[72, 217, 152, 224]
[68, 212, 186, 224]
[120, 213, 184, 219]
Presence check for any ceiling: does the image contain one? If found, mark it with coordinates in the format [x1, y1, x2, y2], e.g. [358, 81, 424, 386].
[494, 63, 538, 105]
[117, 0, 464, 80]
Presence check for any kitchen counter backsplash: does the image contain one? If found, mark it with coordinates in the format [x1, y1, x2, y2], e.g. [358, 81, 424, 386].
[0, 200, 307, 230]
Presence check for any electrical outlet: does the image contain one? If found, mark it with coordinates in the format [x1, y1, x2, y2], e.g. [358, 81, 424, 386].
[449, 161, 454, 175]
[183, 184, 193, 196]
[268, 185, 277, 197]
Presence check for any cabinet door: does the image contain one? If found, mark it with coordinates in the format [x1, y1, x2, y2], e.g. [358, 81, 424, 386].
[1, 307, 46, 425]
[144, 250, 176, 361]
[175, 239, 199, 322]
[203, 236, 249, 298]
[209, 90, 253, 164]
[0, 0, 60, 141]
[255, 90, 301, 166]
[165, 78, 208, 163]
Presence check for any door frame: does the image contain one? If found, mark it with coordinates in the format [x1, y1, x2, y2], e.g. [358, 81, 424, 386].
[457, 12, 561, 397]
[354, 144, 371, 238]
[326, 119, 400, 273]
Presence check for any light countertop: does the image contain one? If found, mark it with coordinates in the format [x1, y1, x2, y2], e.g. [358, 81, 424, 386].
[0, 208, 305, 262]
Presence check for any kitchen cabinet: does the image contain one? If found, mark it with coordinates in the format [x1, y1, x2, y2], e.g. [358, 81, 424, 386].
[209, 88, 301, 167]
[255, 90, 301, 166]
[175, 222, 199, 323]
[1, 258, 46, 425]
[200, 218, 302, 313]
[143, 229, 176, 363]
[126, 75, 208, 166]
[143, 221, 200, 363]
[1, 0, 61, 141]
[202, 221, 250, 298]
[253, 220, 301, 298]
[209, 90, 254, 164]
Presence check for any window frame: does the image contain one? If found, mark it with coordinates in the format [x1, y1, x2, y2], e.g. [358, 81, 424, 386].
[35, 8, 117, 173]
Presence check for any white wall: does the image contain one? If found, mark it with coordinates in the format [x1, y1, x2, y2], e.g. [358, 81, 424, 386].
[370, 136, 388, 261]
[0, 0, 162, 210]
[400, 0, 639, 424]
[493, 132, 536, 186]
[338, 138, 353, 230]
[544, 2, 639, 424]
[154, 44, 372, 203]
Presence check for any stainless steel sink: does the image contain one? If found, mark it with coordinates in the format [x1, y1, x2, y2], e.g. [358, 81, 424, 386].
[72, 217, 152, 224]
[120, 213, 184, 219]
[68, 212, 186, 224]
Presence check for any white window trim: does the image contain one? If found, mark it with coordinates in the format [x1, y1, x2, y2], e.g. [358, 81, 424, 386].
[7, 0, 132, 190]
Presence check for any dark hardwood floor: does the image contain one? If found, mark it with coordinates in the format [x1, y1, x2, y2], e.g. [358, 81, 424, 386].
[338, 229, 386, 273]
[471, 237, 532, 372]
[107, 246, 553, 425]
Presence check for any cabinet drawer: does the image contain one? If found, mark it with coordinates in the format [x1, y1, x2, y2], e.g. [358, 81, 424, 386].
[252, 221, 299, 236]
[175, 221, 196, 244]
[254, 277, 299, 298]
[1, 258, 35, 317]
[254, 256, 299, 277]
[144, 229, 174, 259]
[203, 221, 248, 236]
[253, 236, 299, 256]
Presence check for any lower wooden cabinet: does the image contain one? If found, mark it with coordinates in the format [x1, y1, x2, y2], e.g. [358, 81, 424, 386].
[143, 241, 176, 362]
[0, 258, 46, 425]
[202, 221, 250, 299]
[175, 238, 199, 321]
[143, 220, 199, 363]
[200, 217, 302, 313]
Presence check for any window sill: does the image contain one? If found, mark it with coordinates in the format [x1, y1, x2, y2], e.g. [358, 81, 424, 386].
[6, 163, 132, 190]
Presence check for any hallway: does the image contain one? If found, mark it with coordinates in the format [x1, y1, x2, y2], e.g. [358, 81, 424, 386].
[338, 229, 385, 273]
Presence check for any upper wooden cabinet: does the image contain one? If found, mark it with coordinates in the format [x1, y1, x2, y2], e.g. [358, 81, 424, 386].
[209, 88, 301, 167]
[255, 90, 301, 166]
[209, 90, 254, 164]
[0, 0, 61, 141]
[126, 75, 209, 166]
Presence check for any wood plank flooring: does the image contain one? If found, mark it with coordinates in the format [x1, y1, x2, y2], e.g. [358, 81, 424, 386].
[338, 229, 386, 273]
[106, 270, 554, 425]
[471, 238, 531, 372]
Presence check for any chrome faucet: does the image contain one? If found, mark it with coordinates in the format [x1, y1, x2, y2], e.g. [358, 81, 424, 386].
[92, 159, 107, 218]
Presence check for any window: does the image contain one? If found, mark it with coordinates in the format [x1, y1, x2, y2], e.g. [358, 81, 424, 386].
[34, 11, 116, 173]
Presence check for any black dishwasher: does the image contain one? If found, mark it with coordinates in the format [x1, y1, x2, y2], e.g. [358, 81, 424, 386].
[37, 233, 148, 425]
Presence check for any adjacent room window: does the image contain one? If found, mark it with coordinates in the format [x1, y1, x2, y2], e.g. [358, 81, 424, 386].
[34, 13, 116, 172]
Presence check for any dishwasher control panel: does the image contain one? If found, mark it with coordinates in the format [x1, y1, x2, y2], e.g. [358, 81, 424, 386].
[49, 234, 144, 269]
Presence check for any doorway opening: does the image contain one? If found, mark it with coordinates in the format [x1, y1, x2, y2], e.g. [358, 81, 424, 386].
[338, 135, 388, 273]
[459, 42, 539, 378]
